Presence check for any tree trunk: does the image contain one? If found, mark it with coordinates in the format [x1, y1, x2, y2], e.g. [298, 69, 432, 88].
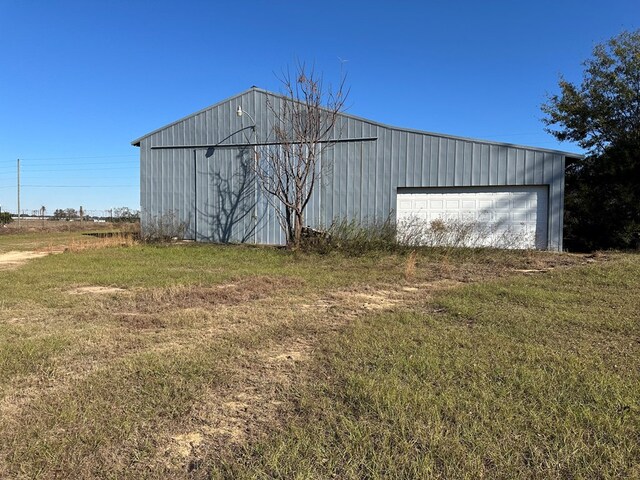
[293, 209, 304, 250]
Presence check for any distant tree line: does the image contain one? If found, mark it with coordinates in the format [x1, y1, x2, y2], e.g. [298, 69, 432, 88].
[50, 207, 140, 222]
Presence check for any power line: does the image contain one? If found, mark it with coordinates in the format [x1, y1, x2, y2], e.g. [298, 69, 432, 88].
[0, 160, 137, 168]
[8, 166, 139, 173]
[12, 154, 138, 161]
[21, 184, 138, 188]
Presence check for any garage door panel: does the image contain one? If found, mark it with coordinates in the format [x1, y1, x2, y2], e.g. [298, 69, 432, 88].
[396, 186, 548, 249]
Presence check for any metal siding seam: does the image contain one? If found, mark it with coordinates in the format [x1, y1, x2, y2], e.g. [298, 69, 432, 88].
[386, 129, 395, 219]
[342, 143, 350, 219]
[336, 144, 345, 221]
[373, 127, 388, 219]
[160, 134, 167, 215]
[414, 134, 422, 186]
[447, 139, 455, 185]
[515, 150, 524, 184]
[398, 132, 407, 188]
[429, 137, 438, 186]
[498, 146, 507, 184]
[435, 137, 443, 185]
[443, 138, 450, 185]
[372, 127, 381, 219]
[345, 141, 352, 219]
[487, 145, 496, 185]
[170, 142, 175, 216]
[329, 146, 337, 222]
[453, 140, 462, 185]
[349, 140, 357, 221]
[487, 145, 495, 185]
[358, 141, 365, 222]
[420, 136, 429, 186]
[524, 150, 532, 183]
[463, 142, 472, 185]
[410, 134, 418, 186]
[482, 144, 490, 185]
[458, 141, 465, 185]
[508, 148, 517, 184]
[471, 143, 480, 186]
[177, 150, 183, 235]
[194, 114, 201, 146]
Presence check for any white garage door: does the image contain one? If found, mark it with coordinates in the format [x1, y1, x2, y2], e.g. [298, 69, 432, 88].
[396, 186, 548, 249]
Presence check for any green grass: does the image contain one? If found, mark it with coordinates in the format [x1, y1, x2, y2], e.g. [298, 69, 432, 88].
[0, 229, 101, 253]
[216, 255, 640, 479]
[0, 235, 637, 479]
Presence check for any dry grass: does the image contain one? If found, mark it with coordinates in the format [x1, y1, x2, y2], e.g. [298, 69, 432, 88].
[64, 232, 138, 252]
[404, 249, 417, 280]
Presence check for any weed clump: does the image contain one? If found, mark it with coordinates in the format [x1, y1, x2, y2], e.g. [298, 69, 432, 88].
[300, 217, 402, 255]
[140, 211, 188, 243]
[299, 216, 529, 256]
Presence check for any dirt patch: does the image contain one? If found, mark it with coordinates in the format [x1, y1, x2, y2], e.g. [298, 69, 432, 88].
[302, 280, 464, 320]
[0, 250, 51, 270]
[69, 286, 127, 295]
[160, 339, 313, 475]
[170, 432, 204, 459]
[107, 276, 304, 327]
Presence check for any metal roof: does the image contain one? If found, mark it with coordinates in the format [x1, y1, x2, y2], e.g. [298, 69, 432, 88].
[131, 86, 583, 159]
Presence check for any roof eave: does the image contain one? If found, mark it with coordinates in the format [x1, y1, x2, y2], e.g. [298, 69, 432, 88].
[129, 86, 262, 147]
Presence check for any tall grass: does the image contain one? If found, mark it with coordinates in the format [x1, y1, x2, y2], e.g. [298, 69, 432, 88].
[302, 217, 401, 255]
[302, 216, 534, 255]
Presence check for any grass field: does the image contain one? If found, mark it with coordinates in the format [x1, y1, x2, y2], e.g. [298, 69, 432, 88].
[0, 229, 637, 479]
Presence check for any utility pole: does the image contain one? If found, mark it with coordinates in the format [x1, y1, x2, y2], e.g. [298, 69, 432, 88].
[17, 159, 20, 228]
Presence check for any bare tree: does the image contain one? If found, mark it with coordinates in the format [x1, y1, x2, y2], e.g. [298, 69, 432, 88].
[256, 63, 348, 249]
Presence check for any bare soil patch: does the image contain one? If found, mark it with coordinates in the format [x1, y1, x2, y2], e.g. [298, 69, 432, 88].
[161, 339, 313, 475]
[108, 276, 304, 316]
[69, 286, 127, 295]
[0, 250, 51, 270]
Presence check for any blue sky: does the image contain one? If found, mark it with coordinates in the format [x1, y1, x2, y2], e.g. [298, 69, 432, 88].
[0, 0, 637, 213]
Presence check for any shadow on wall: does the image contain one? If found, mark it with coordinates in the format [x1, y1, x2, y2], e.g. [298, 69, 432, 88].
[198, 146, 258, 243]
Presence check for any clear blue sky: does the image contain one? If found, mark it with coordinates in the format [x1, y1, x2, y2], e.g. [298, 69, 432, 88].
[0, 0, 637, 214]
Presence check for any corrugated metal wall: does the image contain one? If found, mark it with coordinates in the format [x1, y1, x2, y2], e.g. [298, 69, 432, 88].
[136, 88, 566, 250]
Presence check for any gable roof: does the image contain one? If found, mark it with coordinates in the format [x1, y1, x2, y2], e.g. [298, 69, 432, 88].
[131, 87, 583, 159]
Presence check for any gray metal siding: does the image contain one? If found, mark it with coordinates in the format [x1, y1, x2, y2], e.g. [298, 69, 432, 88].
[136, 88, 567, 250]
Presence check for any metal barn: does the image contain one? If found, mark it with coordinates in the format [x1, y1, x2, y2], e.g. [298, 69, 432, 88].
[132, 87, 579, 250]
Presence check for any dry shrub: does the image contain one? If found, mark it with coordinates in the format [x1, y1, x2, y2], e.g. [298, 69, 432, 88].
[302, 217, 401, 255]
[404, 250, 417, 281]
[65, 233, 138, 252]
[397, 216, 533, 250]
[141, 211, 188, 243]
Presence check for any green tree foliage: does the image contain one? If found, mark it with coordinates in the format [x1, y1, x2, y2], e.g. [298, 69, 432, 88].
[542, 30, 640, 250]
[112, 207, 140, 223]
[0, 211, 12, 225]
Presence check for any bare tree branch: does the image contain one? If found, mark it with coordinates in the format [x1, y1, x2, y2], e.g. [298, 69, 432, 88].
[255, 63, 348, 249]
